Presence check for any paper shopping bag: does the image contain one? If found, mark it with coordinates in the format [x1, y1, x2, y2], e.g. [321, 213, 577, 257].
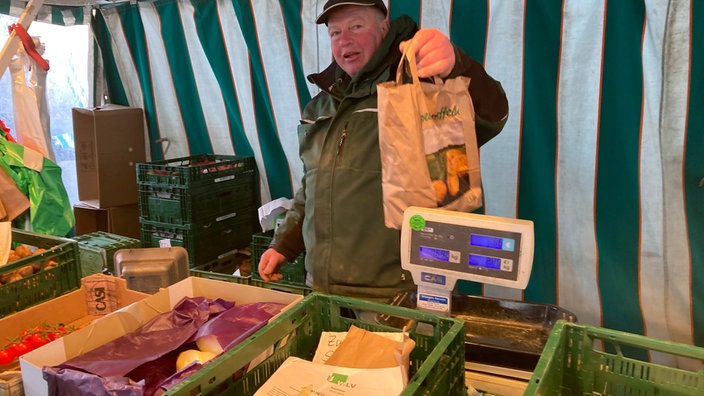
[377, 44, 483, 229]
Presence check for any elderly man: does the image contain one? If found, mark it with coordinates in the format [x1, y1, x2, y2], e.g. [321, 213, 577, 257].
[259, 0, 509, 301]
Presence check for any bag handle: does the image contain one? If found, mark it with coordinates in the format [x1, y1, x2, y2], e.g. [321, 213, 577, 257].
[395, 40, 444, 86]
[395, 40, 421, 85]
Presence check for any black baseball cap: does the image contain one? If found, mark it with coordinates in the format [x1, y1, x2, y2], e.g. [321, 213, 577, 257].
[316, 0, 388, 24]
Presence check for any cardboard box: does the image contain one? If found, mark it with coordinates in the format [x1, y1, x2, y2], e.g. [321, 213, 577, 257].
[20, 277, 304, 396]
[73, 202, 140, 239]
[73, 104, 146, 208]
[0, 275, 148, 372]
[0, 371, 22, 396]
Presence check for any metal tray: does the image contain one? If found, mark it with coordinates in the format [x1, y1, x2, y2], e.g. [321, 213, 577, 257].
[114, 247, 190, 294]
[377, 290, 577, 371]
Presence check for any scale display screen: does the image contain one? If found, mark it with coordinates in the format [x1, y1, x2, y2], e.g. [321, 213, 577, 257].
[470, 233, 514, 251]
[469, 254, 502, 270]
[419, 246, 450, 262]
[408, 219, 523, 283]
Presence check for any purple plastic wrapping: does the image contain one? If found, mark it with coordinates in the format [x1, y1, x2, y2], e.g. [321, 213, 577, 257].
[193, 301, 286, 351]
[42, 297, 286, 396]
[43, 367, 143, 396]
[156, 302, 286, 394]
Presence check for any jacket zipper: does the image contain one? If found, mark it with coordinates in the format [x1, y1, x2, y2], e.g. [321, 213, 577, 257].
[336, 123, 348, 162]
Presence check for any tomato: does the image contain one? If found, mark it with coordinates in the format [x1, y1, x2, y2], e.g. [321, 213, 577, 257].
[0, 349, 13, 365]
[47, 331, 63, 341]
[10, 341, 33, 357]
[26, 333, 49, 349]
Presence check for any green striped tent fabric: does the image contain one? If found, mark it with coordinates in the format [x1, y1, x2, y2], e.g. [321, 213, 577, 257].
[0, 0, 88, 25]
[4, 0, 703, 369]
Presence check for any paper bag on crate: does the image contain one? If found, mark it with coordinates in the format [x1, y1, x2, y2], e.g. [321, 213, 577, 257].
[254, 326, 415, 396]
[378, 42, 482, 229]
[325, 325, 415, 385]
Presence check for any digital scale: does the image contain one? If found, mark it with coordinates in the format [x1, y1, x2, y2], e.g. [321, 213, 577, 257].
[398, 206, 537, 395]
[400, 206, 534, 315]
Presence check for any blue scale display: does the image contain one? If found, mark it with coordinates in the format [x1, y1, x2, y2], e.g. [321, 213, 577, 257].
[401, 207, 534, 294]
[402, 209, 533, 288]
[412, 226, 520, 282]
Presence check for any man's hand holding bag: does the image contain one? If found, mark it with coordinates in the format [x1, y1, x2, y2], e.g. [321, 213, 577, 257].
[377, 41, 483, 229]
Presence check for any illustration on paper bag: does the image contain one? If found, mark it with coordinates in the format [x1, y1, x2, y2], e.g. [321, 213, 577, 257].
[427, 145, 470, 206]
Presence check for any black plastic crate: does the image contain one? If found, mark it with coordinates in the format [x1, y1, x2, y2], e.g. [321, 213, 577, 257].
[138, 175, 257, 225]
[137, 154, 256, 188]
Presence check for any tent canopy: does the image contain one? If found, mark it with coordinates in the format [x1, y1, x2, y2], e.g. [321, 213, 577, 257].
[2, 0, 703, 369]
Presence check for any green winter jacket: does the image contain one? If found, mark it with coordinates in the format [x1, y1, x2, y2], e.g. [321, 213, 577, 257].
[272, 15, 509, 301]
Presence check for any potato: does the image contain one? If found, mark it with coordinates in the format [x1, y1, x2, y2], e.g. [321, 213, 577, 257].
[17, 265, 34, 278]
[14, 245, 32, 258]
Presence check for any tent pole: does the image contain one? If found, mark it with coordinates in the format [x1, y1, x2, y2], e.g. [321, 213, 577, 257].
[0, 0, 46, 80]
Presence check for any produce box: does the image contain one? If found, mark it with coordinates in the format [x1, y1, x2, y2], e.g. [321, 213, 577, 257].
[0, 229, 81, 318]
[20, 276, 304, 396]
[250, 230, 306, 286]
[0, 274, 147, 374]
[73, 231, 141, 276]
[164, 292, 467, 396]
[524, 320, 704, 395]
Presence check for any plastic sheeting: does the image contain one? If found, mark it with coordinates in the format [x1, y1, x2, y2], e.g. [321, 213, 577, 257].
[44, 297, 286, 396]
[9, 35, 53, 161]
[0, 127, 73, 236]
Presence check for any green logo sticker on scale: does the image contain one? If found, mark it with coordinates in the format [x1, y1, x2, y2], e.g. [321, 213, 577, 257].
[409, 215, 425, 231]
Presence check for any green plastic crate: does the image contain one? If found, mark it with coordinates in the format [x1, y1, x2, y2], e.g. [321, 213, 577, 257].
[164, 292, 466, 396]
[137, 154, 256, 188]
[189, 250, 251, 284]
[73, 231, 141, 276]
[248, 277, 313, 296]
[1, 229, 81, 318]
[190, 250, 312, 296]
[250, 230, 306, 286]
[138, 175, 257, 225]
[524, 320, 704, 395]
[140, 215, 255, 267]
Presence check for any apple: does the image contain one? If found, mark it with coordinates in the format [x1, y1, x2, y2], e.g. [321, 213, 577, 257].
[196, 334, 224, 355]
[176, 349, 216, 371]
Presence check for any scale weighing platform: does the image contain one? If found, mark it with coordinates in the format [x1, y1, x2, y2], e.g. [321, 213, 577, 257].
[398, 207, 541, 395]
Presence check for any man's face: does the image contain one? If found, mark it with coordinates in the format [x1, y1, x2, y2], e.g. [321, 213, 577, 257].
[327, 6, 388, 77]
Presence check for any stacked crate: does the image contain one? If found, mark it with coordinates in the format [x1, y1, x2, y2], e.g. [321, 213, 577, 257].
[137, 154, 259, 267]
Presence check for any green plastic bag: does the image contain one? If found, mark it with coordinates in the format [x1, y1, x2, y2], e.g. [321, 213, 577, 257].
[0, 132, 74, 237]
